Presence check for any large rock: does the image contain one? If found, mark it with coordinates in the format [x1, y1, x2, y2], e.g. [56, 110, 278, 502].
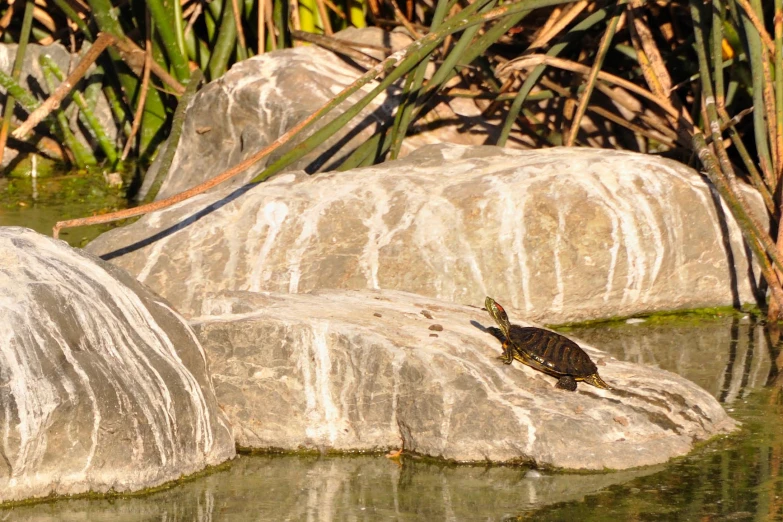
[138, 28, 494, 201]
[192, 289, 736, 471]
[0, 227, 235, 505]
[88, 145, 764, 324]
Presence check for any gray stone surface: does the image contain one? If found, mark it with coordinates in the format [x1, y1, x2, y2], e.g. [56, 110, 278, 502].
[0, 43, 118, 168]
[0, 227, 235, 505]
[89, 145, 764, 324]
[192, 289, 737, 471]
[138, 29, 492, 201]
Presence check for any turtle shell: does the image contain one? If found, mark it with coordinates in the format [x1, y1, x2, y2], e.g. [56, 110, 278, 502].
[506, 325, 598, 378]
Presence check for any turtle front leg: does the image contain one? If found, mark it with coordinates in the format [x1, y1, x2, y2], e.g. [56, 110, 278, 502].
[497, 341, 514, 364]
[555, 376, 577, 391]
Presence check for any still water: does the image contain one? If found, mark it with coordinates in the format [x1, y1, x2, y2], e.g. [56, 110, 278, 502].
[1, 314, 780, 521]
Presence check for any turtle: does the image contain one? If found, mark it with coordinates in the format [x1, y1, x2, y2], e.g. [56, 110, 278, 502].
[484, 296, 610, 392]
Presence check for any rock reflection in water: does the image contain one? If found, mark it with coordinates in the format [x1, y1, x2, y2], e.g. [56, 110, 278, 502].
[558, 315, 771, 403]
[3, 314, 778, 521]
[1, 456, 657, 521]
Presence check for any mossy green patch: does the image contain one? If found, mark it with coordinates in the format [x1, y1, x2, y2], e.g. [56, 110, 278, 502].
[0, 164, 136, 247]
[550, 305, 762, 332]
[0, 459, 234, 510]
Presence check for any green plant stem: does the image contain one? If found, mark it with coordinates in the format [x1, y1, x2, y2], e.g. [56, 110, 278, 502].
[711, 1, 725, 108]
[250, 0, 578, 183]
[146, 0, 190, 82]
[689, 0, 783, 308]
[0, 0, 34, 167]
[143, 69, 203, 203]
[348, 0, 365, 28]
[87, 0, 168, 161]
[720, 112, 775, 214]
[0, 70, 40, 111]
[300, 0, 318, 33]
[41, 59, 97, 168]
[100, 68, 132, 138]
[426, 1, 496, 90]
[566, 2, 621, 146]
[388, 0, 452, 159]
[497, 3, 617, 146]
[41, 55, 118, 164]
[208, 0, 239, 80]
[274, 0, 289, 50]
[392, 0, 529, 161]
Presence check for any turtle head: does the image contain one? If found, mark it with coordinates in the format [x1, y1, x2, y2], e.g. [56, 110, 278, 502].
[583, 373, 610, 390]
[485, 296, 512, 339]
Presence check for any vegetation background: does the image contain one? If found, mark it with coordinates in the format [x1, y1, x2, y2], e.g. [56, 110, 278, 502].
[1, 0, 782, 324]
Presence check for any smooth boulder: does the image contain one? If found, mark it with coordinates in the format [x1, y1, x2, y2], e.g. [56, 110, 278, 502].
[88, 145, 764, 324]
[193, 288, 737, 471]
[0, 227, 235, 505]
[138, 27, 495, 202]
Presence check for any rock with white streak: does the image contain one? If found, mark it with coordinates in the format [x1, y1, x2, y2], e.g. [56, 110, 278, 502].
[0, 227, 235, 505]
[193, 289, 737, 471]
[137, 28, 500, 202]
[88, 145, 764, 324]
[139, 40, 404, 201]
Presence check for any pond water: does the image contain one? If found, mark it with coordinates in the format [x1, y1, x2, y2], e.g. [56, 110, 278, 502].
[0, 313, 780, 520]
[1, 193, 782, 520]
[0, 171, 130, 247]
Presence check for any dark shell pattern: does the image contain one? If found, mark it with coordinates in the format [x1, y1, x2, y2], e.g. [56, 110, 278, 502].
[507, 325, 598, 378]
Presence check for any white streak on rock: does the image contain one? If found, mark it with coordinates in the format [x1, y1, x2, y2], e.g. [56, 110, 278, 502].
[299, 322, 341, 445]
[249, 200, 289, 290]
[359, 185, 392, 289]
[551, 203, 566, 312]
[489, 176, 533, 312]
[1, 228, 234, 502]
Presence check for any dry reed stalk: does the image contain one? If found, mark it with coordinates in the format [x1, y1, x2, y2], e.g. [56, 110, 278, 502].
[32, 6, 56, 32]
[392, 0, 421, 39]
[12, 31, 115, 139]
[534, 6, 564, 42]
[315, 0, 333, 35]
[113, 36, 185, 94]
[321, 0, 345, 19]
[184, 1, 202, 38]
[121, 13, 152, 161]
[627, 0, 694, 134]
[565, 8, 622, 146]
[265, 0, 276, 50]
[53, 44, 407, 236]
[588, 104, 678, 148]
[230, 0, 248, 52]
[292, 30, 379, 67]
[0, 2, 14, 38]
[735, 0, 775, 55]
[529, 0, 587, 49]
[257, 0, 265, 51]
[498, 54, 680, 119]
[290, 0, 301, 32]
[760, 47, 779, 173]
